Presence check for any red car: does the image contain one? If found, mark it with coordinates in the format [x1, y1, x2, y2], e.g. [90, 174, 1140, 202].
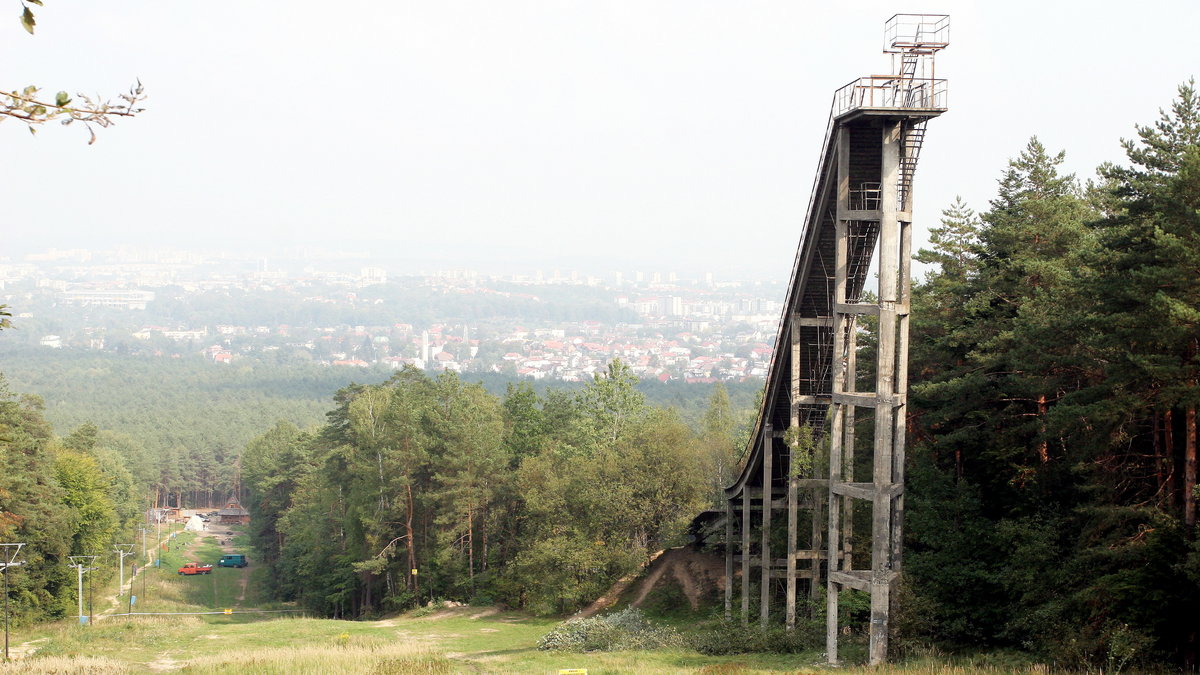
[178, 562, 213, 575]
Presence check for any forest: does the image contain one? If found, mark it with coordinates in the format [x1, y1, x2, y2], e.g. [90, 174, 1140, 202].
[0, 350, 759, 510]
[900, 82, 1200, 667]
[0, 81, 1196, 669]
[239, 362, 741, 617]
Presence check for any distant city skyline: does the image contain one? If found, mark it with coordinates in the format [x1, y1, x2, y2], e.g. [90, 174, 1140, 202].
[2, 250, 789, 383]
[3, 243, 790, 282]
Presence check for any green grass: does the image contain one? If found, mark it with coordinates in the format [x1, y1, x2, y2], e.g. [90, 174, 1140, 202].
[3, 528, 1050, 673]
[7, 605, 1057, 674]
[9, 608, 825, 673]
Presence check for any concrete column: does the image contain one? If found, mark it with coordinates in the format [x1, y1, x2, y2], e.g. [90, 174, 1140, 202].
[826, 126, 851, 664]
[787, 319, 800, 629]
[725, 496, 733, 619]
[843, 313, 857, 571]
[741, 483, 750, 624]
[868, 119, 902, 666]
[760, 424, 773, 629]
[786, 476, 798, 629]
[893, 217, 913, 571]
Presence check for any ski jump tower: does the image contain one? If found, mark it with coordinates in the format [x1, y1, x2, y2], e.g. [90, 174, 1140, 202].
[720, 14, 948, 665]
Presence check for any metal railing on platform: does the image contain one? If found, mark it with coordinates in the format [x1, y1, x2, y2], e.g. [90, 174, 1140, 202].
[883, 14, 949, 53]
[832, 76, 947, 118]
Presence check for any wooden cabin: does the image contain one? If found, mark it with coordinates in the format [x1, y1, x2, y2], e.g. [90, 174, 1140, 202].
[217, 498, 250, 525]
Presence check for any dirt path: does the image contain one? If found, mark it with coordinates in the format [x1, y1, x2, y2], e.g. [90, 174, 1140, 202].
[236, 568, 249, 604]
[95, 517, 232, 622]
[209, 527, 250, 605]
[627, 547, 725, 609]
[576, 549, 667, 618]
[577, 547, 726, 618]
[192, 523, 254, 606]
[8, 637, 47, 659]
[147, 654, 182, 672]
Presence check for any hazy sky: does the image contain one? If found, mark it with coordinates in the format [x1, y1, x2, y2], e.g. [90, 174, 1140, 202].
[3, 1, 1197, 276]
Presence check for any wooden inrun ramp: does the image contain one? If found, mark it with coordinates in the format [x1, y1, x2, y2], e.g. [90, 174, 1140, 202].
[703, 13, 950, 666]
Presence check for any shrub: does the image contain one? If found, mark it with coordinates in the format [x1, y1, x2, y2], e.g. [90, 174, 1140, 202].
[688, 618, 822, 655]
[536, 607, 683, 652]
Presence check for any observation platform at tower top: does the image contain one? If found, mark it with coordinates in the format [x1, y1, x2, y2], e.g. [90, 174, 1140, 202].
[832, 13, 949, 122]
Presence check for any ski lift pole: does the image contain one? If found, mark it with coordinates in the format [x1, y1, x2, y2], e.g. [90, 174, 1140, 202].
[0, 544, 25, 661]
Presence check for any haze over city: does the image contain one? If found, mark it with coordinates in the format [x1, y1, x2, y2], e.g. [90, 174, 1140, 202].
[3, 1, 1197, 278]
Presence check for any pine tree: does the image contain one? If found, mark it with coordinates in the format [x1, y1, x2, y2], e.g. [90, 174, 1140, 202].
[1089, 81, 1200, 528]
[912, 138, 1095, 502]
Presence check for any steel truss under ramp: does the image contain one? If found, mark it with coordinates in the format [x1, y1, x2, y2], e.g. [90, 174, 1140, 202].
[718, 14, 949, 666]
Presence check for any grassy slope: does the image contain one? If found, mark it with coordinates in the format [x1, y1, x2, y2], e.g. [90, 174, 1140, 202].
[7, 611, 829, 674]
[4, 523, 819, 673]
[4, 532, 1043, 674]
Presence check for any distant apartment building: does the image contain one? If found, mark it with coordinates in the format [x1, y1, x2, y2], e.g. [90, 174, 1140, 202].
[59, 289, 155, 310]
[359, 267, 387, 287]
[37, 279, 69, 291]
[162, 328, 209, 342]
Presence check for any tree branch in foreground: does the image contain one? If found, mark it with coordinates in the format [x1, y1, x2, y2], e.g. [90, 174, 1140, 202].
[3, 81, 146, 144]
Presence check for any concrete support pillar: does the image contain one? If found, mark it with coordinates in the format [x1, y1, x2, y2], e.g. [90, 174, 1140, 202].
[893, 216, 913, 571]
[786, 319, 800, 630]
[825, 127, 851, 664]
[741, 482, 750, 624]
[843, 312, 857, 572]
[725, 497, 733, 619]
[760, 424, 773, 629]
[786, 475, 798, 629]
[867, 119, 902, 666]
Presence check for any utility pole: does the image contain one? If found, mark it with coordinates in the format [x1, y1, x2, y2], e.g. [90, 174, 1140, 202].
[139, 527, 149, 608]
[66, 556, 98, 626]
[0, 543, 25, 661]
[113, 544, 134, 598]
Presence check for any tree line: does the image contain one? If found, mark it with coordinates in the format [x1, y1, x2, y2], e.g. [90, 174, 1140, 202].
[0, 349, 759, 513]
[0, 381, 142, 623]
[901, 81, 1200, 668]
[0, 354, 748, 625]
[241, 362, 744, 617]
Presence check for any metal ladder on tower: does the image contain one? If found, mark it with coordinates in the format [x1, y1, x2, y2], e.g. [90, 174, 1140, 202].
[898, 50, 920, 106]
[898, 120, 926, 211]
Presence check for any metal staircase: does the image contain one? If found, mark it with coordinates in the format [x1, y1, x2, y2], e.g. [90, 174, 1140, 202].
[899, 120, 926, 211]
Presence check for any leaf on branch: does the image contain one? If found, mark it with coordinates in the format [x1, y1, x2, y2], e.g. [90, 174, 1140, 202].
[27, 126, 36, 136]
[25, 0, 44, 6]
[20, 5, 34, 34]
[54, 91, 69, 107]
[87, 126, 96, 145]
